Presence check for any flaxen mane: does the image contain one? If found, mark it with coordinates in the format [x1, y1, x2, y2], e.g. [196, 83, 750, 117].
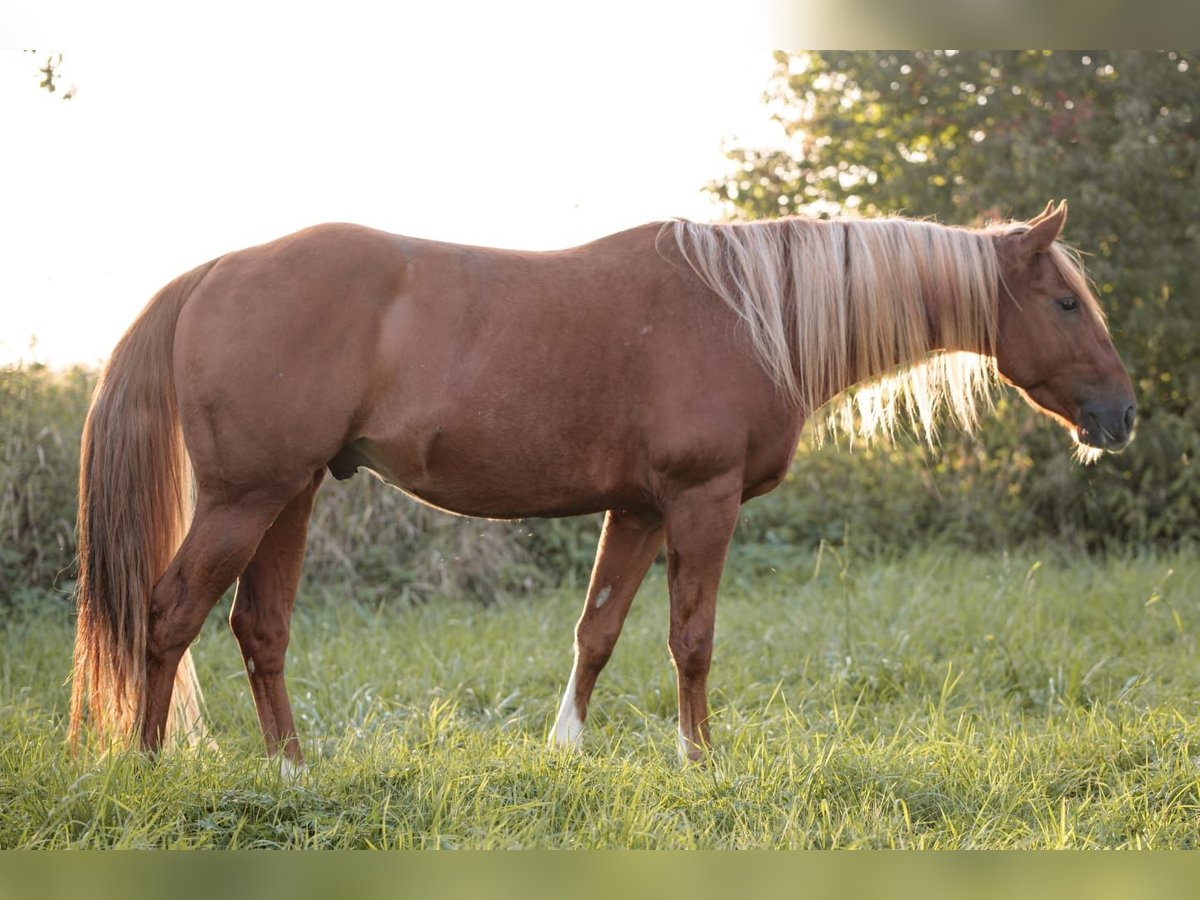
[668, 216, 1101, 445]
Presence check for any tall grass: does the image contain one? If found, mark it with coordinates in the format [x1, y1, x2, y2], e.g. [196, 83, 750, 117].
[2, 547, 1198, 848]
[0, 363, 92, 603]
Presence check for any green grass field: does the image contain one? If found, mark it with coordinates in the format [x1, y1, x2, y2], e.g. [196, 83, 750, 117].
[2, 545, 1199, 848]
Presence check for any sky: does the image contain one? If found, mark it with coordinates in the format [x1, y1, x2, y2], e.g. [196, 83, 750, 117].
[1, 2, 793, 367]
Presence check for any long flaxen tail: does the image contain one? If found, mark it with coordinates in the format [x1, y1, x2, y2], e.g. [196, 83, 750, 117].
[69, 258, 221, 752]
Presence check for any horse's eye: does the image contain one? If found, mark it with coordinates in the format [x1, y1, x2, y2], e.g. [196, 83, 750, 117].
[1056, 296, 1080, 313]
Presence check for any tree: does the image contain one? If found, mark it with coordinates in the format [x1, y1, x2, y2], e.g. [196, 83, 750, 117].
[715, 51, 1200, 547]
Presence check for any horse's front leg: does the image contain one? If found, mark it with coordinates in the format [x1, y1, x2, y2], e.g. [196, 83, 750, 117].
[662, 474, 742, 762]
[550, 508, 665, 749]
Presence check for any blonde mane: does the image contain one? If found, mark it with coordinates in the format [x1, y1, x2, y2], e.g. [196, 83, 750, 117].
[668, 216, 1083, 444]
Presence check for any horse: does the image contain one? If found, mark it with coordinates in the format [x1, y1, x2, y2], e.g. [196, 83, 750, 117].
[69, 200, 1135, 768]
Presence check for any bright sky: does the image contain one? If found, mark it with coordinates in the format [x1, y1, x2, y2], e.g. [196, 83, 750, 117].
[1, 2, 792, 367]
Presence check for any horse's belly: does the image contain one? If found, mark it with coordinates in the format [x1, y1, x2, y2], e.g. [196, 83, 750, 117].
[342, 429, 638, 520]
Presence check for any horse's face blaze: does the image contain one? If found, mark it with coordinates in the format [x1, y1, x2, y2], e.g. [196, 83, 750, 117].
[993, 203, 1136, 457]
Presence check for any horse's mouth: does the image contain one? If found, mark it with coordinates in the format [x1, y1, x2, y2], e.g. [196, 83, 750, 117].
[1075, 421, 1133, 454]
[1077, 400, 1137, 453]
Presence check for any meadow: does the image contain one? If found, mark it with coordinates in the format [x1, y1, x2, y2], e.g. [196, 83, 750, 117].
[3, 544, 1198, 849]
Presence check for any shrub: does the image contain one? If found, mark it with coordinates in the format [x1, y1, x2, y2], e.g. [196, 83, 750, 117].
[0, 363, 93, 603]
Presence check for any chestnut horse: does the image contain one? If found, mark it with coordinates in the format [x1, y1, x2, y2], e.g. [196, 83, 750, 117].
[70, 201, 1135, 766]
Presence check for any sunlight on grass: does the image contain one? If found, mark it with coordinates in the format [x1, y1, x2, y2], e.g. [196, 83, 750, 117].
[2, 547, 1199, 848]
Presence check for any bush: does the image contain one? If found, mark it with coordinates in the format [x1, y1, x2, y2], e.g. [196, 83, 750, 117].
[0, 363, 93, 603]
[303, 474, 599, 604]
[739, 392, 1200, 556]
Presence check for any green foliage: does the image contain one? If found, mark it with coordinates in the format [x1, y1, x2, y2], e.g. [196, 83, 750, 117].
[716, 50, 1200, 550]
[302, 475, 600, 605]
[0, 363, 93, 603]
[3, 549, 1199, 847]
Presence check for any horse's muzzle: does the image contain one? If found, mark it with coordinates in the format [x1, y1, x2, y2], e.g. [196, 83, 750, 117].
[1077, 400, 1137, 452]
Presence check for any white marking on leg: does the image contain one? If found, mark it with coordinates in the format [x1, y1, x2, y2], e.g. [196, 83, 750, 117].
[550, 660, 584, 749]
[593, 585, 612, 609]
[678, 725, 690, 762]
[279, 756, 305, 781]
[247, 657, 256, 675]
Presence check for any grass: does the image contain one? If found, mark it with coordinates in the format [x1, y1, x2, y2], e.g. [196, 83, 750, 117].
[2, 545, 1199, 848]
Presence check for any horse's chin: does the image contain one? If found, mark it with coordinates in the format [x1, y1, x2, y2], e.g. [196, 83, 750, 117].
[1072, 415, 1135, 463]
[1072, 439, 1106, 465]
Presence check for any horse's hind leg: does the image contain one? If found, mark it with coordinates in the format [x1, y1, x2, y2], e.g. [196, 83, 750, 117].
[549, 509, 663, 749]
[228, 471, 324, 769]
[143, 489, 295, 751]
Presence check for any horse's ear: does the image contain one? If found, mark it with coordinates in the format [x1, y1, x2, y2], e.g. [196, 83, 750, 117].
[1029, 199, 1056, 225]
[1022, 200, 1067, 253]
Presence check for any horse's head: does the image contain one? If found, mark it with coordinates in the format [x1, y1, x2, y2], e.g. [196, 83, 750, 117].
[993, 201, 1136, 461]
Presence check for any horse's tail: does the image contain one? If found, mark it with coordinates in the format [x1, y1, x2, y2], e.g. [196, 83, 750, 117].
[69, 258, 221, 752]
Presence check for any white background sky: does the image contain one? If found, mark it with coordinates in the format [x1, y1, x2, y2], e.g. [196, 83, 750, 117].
[1, 2, 792, 367]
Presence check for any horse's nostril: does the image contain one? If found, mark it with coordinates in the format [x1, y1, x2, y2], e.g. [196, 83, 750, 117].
[1124, 405, 1137, 432]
